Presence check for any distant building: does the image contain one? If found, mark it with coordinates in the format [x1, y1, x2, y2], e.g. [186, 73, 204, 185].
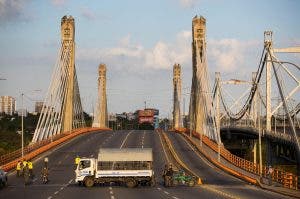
[35, 101, 44, 113]
[0, 96, 16, 115]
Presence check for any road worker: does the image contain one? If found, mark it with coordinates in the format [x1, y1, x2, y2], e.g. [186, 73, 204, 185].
[16, 161, 22, 177]
[41, 166, 49, 183]
[75, 155, 80, 165]
[44, 157, 49, 168]
[22, 159, 28, 175]
[163, 163, 174, 187]
[27, 161, 34, 178]
[23, 164, 30, 185]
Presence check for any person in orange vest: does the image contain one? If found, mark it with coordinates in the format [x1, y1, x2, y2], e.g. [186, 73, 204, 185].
[16, 161, 22, 177]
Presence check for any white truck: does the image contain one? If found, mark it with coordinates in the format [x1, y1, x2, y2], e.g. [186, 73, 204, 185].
[75, 148, 155, 188]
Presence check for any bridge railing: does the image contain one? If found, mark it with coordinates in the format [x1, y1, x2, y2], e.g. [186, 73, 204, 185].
[177, 128, 298, 190]
[221, 122, 294, 142]
[0, 127, 108, 167]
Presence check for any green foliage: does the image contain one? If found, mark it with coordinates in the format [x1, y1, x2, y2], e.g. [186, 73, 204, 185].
[0, 113, 38, 156]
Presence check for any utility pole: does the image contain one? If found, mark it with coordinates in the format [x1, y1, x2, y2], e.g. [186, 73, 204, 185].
[21, 93, 24, 160]
[258, 89, 263, 180]
[215, 72, 221, 162]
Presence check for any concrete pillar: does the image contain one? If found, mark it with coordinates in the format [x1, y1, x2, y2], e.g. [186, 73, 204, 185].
[173, 63, 181, 129]
[264, 31, 273, 132]
[253, 140, 257, 164]
[94, 64, 108, 128]
[191, 15, 206, 134]
[61, 16, 75, 132]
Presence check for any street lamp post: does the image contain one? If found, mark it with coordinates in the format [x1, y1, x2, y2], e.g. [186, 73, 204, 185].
[21, 93, 24, 160]
[20, 89, 41, 160]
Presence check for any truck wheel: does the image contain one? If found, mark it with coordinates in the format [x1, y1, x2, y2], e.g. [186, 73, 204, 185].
[150, 177, 156, 187]
[126, 178, 136, 188]
[84, 177, 94, 187]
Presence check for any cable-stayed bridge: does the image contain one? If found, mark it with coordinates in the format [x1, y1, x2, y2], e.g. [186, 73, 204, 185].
[0, 15, 299, 199]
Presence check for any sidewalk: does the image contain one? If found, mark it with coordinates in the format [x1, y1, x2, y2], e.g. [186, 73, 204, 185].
[182, 133, 300, 198]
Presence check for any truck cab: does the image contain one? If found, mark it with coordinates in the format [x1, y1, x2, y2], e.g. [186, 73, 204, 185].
[75, 158, 96, 183]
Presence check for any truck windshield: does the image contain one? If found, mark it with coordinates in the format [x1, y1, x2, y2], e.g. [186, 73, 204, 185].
[79, 160, 91, 170]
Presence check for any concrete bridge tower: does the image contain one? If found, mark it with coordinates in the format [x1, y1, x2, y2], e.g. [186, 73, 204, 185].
[173, 63, 182, 129]
[61, 16, 75, 132]
[93, 64, 108, 128]
[189, 15, 218, 141]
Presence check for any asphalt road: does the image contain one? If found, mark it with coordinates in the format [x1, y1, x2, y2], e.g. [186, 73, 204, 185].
[166, 131, 294, 199]
[0, 130, 294, 199]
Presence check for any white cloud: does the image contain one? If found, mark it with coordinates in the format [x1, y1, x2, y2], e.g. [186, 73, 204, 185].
[0, 0, 25, 23]
[80, 6, 96, 20]
[51, 0, 67, 7]
[208, 39, 260, 73]
[77, 31, 192, 72]
[178, 0, 199, 8]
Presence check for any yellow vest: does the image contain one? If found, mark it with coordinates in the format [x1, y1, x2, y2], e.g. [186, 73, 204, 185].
[16, 162, 21, 170]
[22, 161, 27, 167]
[75, 157, 80, 164]
[28, 162, 33, 169]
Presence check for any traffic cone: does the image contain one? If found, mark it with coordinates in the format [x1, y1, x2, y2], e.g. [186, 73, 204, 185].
[197, 177, 202, 185]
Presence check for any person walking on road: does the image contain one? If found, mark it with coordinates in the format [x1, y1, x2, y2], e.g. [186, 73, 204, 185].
[267, 165, 274, 186]
[22, 159, 27, 176]
[41, 166, 49, 184]
[23, 164, 31, 185]
[16, 161, 22, 177]
[28, 161, 34, 179]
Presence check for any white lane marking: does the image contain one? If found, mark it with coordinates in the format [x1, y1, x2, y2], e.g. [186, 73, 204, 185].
[164, 191, 170, 195]
[60, 187, 64, 190]
[54, 191, 59, 195]
[120, 131, 133, 149]
[109, 187, 112, 190]
[68, 179, 73, 184]
[110, 191, 113, 194]
[172, 197, 179, 199]
[157, 187, 161, 190]
[47, 197, 52, 199]
[111, 196, 115, 199]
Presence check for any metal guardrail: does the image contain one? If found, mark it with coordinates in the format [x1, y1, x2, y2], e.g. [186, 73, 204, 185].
[176, 128, 298, 190]
[0, 127, 110, 171]
[221, 123, 294, 143]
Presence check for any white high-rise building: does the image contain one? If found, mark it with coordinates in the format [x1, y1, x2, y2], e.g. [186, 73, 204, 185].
[0, 96, 16, 115]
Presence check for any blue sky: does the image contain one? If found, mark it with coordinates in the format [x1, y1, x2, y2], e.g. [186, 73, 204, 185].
[0, 0, 299, 117]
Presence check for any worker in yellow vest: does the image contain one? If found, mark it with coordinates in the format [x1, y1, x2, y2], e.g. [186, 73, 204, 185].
[22, 159, 28, 175]
[75, 155, 80, 169]
[27, 161, 34, 178]
[16, 161, 22, 177]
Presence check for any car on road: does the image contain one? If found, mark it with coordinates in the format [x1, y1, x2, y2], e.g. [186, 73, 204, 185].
[0, 169, 8, 188]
